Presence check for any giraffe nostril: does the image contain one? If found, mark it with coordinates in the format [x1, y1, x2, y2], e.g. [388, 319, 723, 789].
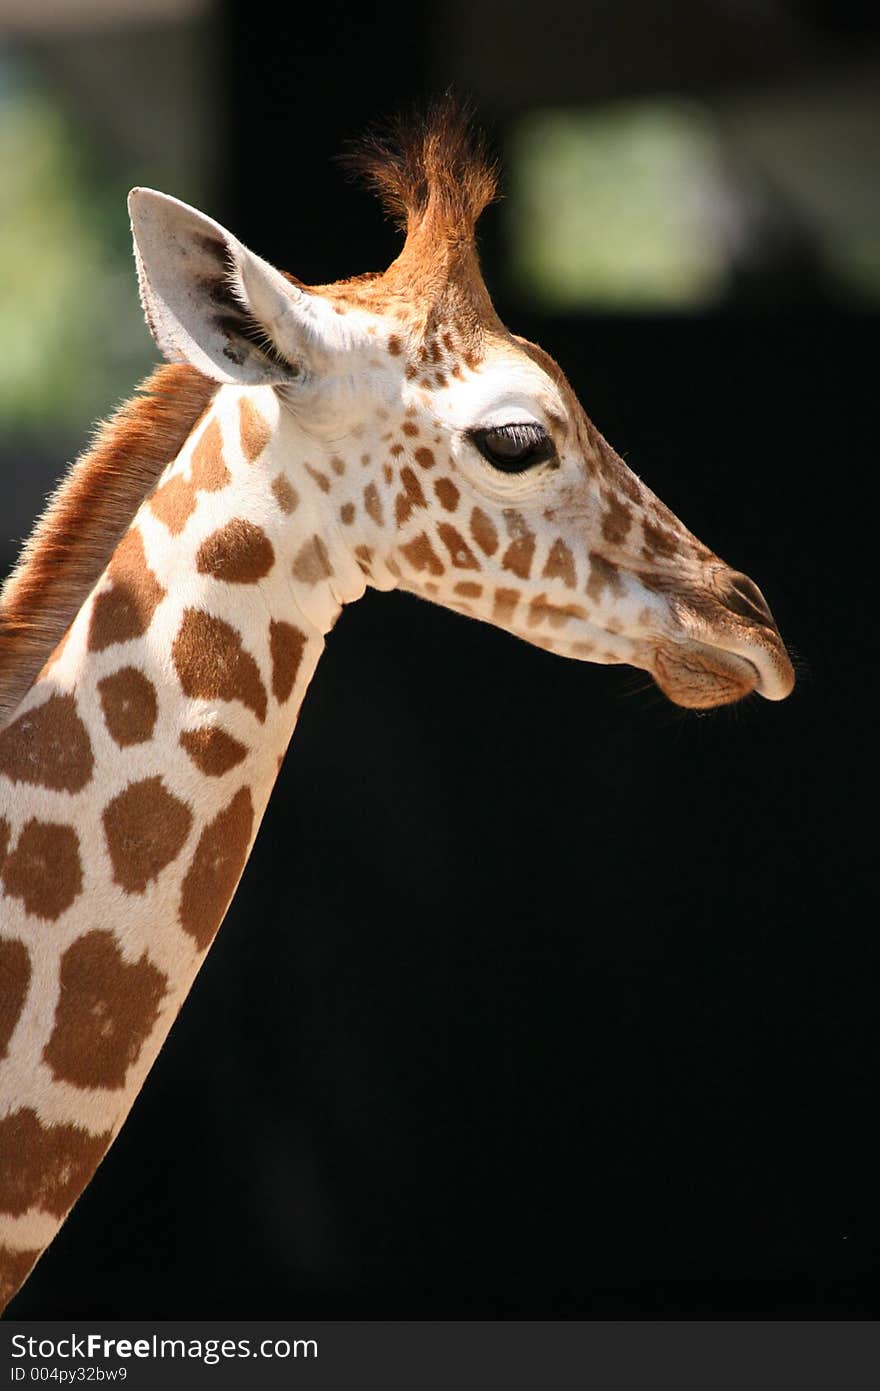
[720, 571, 778, 630]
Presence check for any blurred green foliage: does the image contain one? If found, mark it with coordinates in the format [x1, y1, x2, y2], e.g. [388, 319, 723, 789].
[508, 76, 880, 312]
[509, 103, 732, 311]
[0, 57, 153, 439]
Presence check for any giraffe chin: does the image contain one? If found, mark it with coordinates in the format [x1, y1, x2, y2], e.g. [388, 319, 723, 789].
[650, 642, 762, 710]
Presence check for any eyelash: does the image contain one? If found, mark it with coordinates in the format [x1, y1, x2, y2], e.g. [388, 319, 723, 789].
[468, 422, 557, 473]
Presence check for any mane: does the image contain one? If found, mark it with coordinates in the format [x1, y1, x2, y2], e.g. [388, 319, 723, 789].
[0, 364, 216, 727]
[344, 95, 498, 243]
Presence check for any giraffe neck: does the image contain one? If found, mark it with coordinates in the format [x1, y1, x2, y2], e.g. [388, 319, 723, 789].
[0, 385, 353, 1311]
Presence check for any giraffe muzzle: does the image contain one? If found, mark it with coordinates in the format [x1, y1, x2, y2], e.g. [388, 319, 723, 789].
[648, 566, 795, 708]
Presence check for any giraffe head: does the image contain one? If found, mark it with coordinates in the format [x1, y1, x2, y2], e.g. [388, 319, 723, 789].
[129, 102, 793, 709]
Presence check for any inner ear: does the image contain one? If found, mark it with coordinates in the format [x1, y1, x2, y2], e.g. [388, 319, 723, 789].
[196, 233, 298, 379]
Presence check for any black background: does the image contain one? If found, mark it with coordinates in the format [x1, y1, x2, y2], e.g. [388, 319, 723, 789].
[8, 0, 879, 1318]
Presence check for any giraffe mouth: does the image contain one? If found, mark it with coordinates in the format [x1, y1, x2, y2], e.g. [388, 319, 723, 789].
[649, 637, 792, 709]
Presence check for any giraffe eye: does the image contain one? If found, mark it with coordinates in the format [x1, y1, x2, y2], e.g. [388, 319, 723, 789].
[469, 422, 556, 473]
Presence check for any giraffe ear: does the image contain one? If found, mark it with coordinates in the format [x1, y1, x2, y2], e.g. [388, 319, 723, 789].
[128, 188, 343, 386]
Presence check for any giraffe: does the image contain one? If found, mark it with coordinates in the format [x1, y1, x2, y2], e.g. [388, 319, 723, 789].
[0, 103, 793, 1313]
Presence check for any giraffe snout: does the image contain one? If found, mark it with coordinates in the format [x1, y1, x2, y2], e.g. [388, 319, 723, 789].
[704, 565, 795, 702]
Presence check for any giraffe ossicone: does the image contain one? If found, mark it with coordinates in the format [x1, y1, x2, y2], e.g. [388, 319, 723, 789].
[0, 101, 793, 1314]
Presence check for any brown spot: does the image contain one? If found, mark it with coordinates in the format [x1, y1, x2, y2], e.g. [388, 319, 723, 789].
[340, 502, 356, 525]
[272, 473, 299, 514]
[387, 334, 402, 355]
[501, 513, 536, 580]
[383, 463, 394, 483]
[360, 453, 371, 467]
[180, 726, 248, 776]
[88, 528, 165, 653]
[454, 581, 482, 598]
[103, 776, 192, 894]
[0, 938, 29, 1059]
[437, 523, 479, 569]
[197, 519, 275, 584]
[0, 1109, 111, 1218]
[617, 469, 642, 504]
[179, 786, 254, 950]
[635, 570, 668, 598]
[330, 455, 346, 476]
[471, 507, 498, 556]
[305, 465, 331, 494]
[43, 930, 167, 1090]
[149, 473, 196, 534]
[434, 478, 459, 512]
[543, 538, 576, 588]
[402, 420, 419, 437]
[238, 397, 271, 462]
[601, 494, 633, 546]
[400, 533, 445, 576]
[1, 820, 82, 921]
[492, 588, 521, 624]
[527, 595, 586, 629]
[151, 416, 230, 533]
[355, 545, 374, 576]
[291, 535, 332, 586]
[0, 693, 93, 792]
[189, 418, 230, 491]
[586, 552, 624, 603]
[395, 466, 427, 525]
[642, 519, 680, 559]
[414, 446, 435, 469]
[363, 483, 384, 527]
[172, 608, 268, 722]
[97, 667, 158, 747]
[400, 466, 426, 508]
[0, 1245, 40, 1312]
[269, 620, 307, 703]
